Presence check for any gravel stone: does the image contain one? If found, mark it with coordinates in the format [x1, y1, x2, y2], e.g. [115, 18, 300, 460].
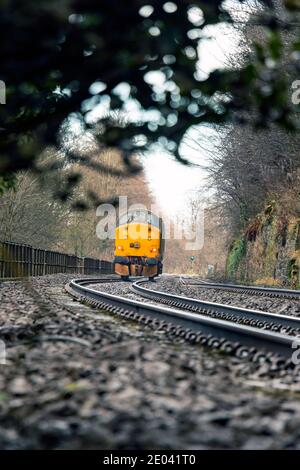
[0, 273, 300, 449]
[142, 276, 300, 316]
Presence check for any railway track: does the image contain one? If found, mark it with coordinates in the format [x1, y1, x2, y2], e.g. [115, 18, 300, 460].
[180, 276, 300, 300]
[66, 277, 300, 359]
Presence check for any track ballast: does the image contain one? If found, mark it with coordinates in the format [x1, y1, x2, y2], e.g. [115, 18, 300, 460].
[66, 277, 300, 360]
[180, 276, 300, 300]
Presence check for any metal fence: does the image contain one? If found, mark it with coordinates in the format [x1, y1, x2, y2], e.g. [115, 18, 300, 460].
[0, 241, 114, 279]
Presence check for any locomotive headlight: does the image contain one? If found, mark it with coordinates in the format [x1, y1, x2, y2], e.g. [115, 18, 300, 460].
[151, 247, 157, 253]
[117, 245, 123, 250]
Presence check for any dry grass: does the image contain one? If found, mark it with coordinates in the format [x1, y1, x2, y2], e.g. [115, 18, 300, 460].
[254, 277, 283, 287]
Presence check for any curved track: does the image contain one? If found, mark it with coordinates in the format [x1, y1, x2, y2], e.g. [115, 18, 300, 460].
[180, 276, 300, 300]
[66, 277, 300, 358]
[132, 280, 300, 334]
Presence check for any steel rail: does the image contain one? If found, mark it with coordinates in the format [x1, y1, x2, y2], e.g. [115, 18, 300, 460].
[179, 276, 300, 300]
[131, 280, 300, 333]
[67, 278, 297, 357]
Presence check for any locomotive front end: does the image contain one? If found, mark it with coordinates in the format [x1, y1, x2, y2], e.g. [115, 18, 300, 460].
[114, 210, 164, 280]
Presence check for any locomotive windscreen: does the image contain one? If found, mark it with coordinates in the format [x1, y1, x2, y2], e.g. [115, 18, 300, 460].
[118, 210, 160, 227]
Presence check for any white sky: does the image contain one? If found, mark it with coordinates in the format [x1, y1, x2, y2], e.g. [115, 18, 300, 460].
[142, 124, 219, 218]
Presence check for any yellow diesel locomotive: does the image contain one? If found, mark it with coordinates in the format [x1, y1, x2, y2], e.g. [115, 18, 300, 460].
[114, 209, 164, 280]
